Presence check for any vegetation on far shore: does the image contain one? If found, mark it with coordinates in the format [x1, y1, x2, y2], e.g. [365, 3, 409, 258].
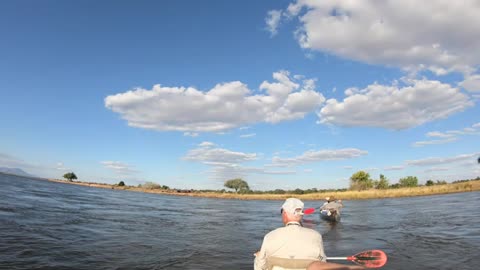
[49, 170, 480, 201]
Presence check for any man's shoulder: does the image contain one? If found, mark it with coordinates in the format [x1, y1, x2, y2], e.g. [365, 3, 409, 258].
[265, 226, 322, 239]
[264, 226, 287, 238]
[298, 226, 322, 237]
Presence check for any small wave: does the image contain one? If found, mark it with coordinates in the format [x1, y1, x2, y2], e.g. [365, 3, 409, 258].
[0, 206, 16, 213]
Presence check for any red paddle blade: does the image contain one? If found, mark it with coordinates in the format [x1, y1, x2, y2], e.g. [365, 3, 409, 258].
[348, 250, 387, 268]
[304, 208, 315, 215]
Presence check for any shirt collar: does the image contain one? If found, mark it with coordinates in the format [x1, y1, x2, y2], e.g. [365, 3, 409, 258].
[286, 221, 301, 226]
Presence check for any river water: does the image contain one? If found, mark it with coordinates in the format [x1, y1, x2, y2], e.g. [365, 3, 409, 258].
[1, 173, 479, 269]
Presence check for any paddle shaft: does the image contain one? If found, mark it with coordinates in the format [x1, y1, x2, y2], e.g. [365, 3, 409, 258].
[327, 257, 349, 260]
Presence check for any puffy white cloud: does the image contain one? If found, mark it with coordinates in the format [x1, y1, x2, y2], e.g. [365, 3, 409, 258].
[318, 79, 473, 129]
[265, 10, 282, 36]
[105, 71, 325, 133]
[281, 0, 480, 74]
[460, 74, 480, 92]
[272, 148, 368, 167]
[101, 161, 138, 175]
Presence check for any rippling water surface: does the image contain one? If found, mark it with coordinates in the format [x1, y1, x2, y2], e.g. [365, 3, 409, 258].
[1, 174, 479, 269]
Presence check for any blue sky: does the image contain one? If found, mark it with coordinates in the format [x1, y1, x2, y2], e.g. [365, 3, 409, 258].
[1, 0, 479, 190]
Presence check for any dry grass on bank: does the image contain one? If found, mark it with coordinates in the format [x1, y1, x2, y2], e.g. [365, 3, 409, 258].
[47, 178, 480, 201]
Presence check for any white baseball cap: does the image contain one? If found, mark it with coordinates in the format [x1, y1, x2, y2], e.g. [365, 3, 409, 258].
[281, 198, 304, 216]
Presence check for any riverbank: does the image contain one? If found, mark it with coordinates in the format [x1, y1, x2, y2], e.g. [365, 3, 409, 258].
[47, 177, 480, 201]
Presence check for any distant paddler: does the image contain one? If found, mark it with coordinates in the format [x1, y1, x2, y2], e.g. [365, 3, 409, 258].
[320, 197, 343, 222]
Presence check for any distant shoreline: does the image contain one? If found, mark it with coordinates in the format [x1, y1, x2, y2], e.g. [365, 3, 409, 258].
[2, 172, 477, 200]
[44, 177, 480, 201]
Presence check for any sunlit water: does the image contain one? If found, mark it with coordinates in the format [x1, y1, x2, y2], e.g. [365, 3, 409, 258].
[1, 174, 479, 269]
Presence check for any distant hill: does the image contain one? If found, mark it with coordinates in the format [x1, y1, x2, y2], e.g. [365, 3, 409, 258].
[0, 167, 36, 178]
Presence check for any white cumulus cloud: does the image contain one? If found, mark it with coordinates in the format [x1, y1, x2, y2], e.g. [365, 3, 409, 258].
[105, 71, 325, 133]
[318, 79, 473, 129]
[460, 74, 480, 92]
[281, 0, 480, 74]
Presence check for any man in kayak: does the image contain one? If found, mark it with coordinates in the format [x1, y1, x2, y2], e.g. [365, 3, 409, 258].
[320, 197, 343, 216]
[254, 198, 327, 270]
[254, 198, 363, 270]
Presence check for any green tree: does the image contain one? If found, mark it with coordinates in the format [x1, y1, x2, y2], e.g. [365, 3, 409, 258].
[426, 180, 434, 186]
[376, 174, 389, 189]
[390, 183, 400, 189]
[118, 181, 125, 186]
[224, 178, 250, 193]
[399, 176, 418, 187]
[293, 188, 304, 195]
[350, 170, 373, 190]
[141, 182, 162, 189]
[63, 172, 77, 181]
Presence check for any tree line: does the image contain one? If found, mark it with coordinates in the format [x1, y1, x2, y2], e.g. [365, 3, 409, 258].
[349, 171, 418, 190]
[347, 170, 475, 190]
[222, 171, 478, 194]
[62, 170, 479, 194]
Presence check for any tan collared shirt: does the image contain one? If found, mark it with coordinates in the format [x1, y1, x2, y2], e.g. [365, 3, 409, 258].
[254, 222, 327, 270]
